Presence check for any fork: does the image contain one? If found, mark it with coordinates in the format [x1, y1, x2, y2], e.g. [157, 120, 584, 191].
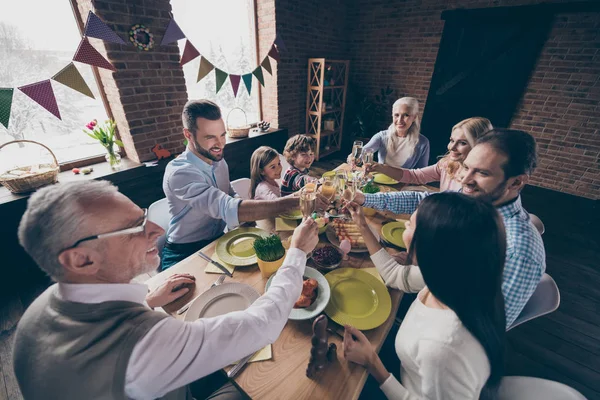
[176, 275, 226, 315]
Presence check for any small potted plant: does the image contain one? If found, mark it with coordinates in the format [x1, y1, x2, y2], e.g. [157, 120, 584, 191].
[84, 119, 124, 170]
[253, 234, 286, 278]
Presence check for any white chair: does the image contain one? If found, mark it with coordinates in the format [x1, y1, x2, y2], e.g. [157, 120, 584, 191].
[508, 273, 560, 330]
[529, 213, 545, 235]
[277, 153, 291, 185]
[499, 376, 587, 400]
[148, 198, 170, 255]
[231, 177, 251, 200]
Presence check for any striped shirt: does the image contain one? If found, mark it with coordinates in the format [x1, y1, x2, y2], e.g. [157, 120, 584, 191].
[363, 191, 546, 328]
[280, 166, 310, 196]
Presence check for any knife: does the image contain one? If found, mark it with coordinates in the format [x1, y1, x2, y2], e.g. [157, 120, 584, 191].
[227, 351, 257, 378]
[197, 250, 233, 277]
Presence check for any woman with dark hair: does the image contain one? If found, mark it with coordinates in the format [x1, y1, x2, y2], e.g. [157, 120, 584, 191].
[344, 192, 506, 399]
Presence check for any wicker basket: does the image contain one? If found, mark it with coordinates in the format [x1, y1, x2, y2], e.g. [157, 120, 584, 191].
[226, 107, 251, 139]
[0, 140, 59, 194]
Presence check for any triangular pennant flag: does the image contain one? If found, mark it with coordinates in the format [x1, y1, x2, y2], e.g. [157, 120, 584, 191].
[230, 75, 241, 97]
[268, 44, 280, 63]
[161, 18, 186, 45]
[73, 38, 117, 71]
[0, 88, 14, 129]
[18, 80, 61, 120]
[52, 63, 95, 99]
[180, 40, 200, 66]
[252, 66, 265, 87]
[261, 56, 272, 75]
[215, 69, 228, 93]
[274, 34, 288, 52]
[242, 73, 252, 95]
[84, 11, 126, 45]
[197, 57, 214, 82]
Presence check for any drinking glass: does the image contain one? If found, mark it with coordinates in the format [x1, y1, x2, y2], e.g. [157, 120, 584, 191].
[299, 187, 317, 218]
[352, 141, 363, 169]
[362, 148, 375, 178]
[335, 170, 347, 196]
[321, 176, 336, 202]
[304, 176, 318, 193]
[346, 176, 357, 202]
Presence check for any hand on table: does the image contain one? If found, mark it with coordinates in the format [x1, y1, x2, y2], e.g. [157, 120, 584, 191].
[146, 273, 196, 309]
[290, 217, 319, 254]
[343, 325, 377, 367]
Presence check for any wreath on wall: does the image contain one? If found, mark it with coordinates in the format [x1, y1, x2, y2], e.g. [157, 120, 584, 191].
[129, 24, 154, 51]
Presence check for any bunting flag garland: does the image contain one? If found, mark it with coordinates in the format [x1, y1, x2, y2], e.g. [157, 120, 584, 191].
[252, 66, 265, 87]
[274, 34, 287, 52]
[215, 69, 228, 93]
[160, 18, 186, 45]
[229, 75, 241, 97]
[0, 88, 14, 129]
[268, 44, 280, 63]
[242, 73, 252, 95]
[52, 63, 95, 99]
[197, 57, 214, 82]
[261, 56, 273, 75]
[18, 80, 61, 120]
[73, 38, 117, 71]
[84, 11, 126, 45]
[180, 40, 200, 66]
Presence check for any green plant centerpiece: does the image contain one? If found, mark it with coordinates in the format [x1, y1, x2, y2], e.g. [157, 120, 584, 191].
[84, 119, 124, 170]
[253, 234, 286, 278]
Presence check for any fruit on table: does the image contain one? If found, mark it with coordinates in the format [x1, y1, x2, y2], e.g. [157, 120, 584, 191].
[72, 168, 80, 174]
[81, 167, 93, 175]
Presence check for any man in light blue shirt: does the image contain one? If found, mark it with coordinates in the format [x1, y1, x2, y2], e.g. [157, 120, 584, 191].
[161, 100, 299, 270]
[349, 129, 546, 328]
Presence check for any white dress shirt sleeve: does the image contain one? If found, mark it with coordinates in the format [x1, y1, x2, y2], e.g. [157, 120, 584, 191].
[167, 167, 242, 229]
[125, 248, 307, 399]
[370, 248, 425, 293]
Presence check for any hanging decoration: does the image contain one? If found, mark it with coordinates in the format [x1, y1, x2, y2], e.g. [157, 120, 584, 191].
[261, 57, 273, 75]
[268, 44, 280, 63]
[73, 38, 117, 72]
[252, 66, 265, 87]
[274, 34, 288, 52]
[84, 11, 126, 45]
[229, 75, 241, 97]
[52, 63, 95, 99]
[0, 88, 14, 129]
[180, 40, 200, 66]
[129, 24, 155, 51]
[215, 69, 228, 93]
[242, 73, 252, 95]
[18, 80, 61, 120]
[160, 18, 186, 45]
[197, 57, 214, 82]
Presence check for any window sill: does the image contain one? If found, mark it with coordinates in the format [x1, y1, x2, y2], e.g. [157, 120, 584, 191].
[0, 157, 144, 206]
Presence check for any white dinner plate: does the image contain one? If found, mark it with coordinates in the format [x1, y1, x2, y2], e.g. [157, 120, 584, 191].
[184, 282, 260, 321]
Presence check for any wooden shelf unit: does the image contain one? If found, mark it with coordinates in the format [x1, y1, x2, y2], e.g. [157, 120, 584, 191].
[305, 58, 350, 160]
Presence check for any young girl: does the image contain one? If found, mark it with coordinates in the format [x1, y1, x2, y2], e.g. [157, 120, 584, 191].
[367, 117, 493, 191]
[281, 134, 316, 196]
[250, 146, 283, 200]
[345, 193, 506, 399]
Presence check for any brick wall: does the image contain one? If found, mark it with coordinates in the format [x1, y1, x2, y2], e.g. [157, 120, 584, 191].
[346, 0, 600, 199]
[74, 0, 188, 163]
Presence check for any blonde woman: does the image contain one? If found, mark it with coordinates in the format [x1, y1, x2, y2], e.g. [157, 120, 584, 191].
[360, 97, 430, 169]
[367, 117, 493, 192]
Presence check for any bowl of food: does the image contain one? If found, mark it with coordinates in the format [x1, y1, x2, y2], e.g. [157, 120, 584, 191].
[311, 245, 343, 270]
[265, 266, 330, 320]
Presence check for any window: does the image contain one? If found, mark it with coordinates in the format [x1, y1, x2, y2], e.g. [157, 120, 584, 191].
[0, 0, 110, 173]
[171, 0, 260, 128]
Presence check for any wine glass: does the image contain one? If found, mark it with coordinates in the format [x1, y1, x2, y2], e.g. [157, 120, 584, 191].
[346, 176, 357, 202]
[352, 141, 363, 169]
[299, 187, 317, 218]
[335, 170, 347, 197]
[362, 149, 375, 178]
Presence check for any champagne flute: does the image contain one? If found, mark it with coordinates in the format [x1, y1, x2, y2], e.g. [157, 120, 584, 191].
[299, 187, 316, 218]
[335, 170, 347, 198]
[304, 176, 317, 193]
[352, 141, 363, 169]
[321, 176, 336, 202]
[346, 176, 357, 202]
[362, 149, 375, 179]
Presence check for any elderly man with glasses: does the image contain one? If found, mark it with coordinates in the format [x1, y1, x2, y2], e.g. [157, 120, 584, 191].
[13, 180, 319, 400]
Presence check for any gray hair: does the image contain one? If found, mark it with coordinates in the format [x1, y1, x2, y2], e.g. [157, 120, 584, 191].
[386, 97, 421, 163]
[18, 180, 119, 281]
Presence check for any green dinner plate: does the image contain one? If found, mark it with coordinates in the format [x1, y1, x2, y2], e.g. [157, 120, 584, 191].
[215, 227, 270, 266]
[322, 170, 336, 178]
[324, 268, 392, 330]
[381, 221, 407, 249]
[373, 173, 399, 185]
[279, 209, 303, 220]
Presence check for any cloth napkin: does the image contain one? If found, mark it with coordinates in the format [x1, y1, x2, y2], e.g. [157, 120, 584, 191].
[275, 217, 298, 231]
[204, 253, 235, 274]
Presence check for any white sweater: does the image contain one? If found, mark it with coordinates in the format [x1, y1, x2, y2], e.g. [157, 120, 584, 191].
[370, 250, 490, 399]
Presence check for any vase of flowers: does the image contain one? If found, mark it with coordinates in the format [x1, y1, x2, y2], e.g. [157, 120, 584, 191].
[84, 119, 124, 170]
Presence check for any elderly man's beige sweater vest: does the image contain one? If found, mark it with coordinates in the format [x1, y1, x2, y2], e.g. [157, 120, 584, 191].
[13, 285, 189, 400]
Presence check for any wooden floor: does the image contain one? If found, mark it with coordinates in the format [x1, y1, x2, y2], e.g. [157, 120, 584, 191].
[1, 155, 598, 399]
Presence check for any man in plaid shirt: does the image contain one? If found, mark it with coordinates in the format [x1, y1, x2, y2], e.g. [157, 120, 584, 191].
[351, 129, 545, 328]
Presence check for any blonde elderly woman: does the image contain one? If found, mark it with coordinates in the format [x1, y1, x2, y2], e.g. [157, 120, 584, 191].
[360, 97, 430, 169]
[367, 117, 493, 192]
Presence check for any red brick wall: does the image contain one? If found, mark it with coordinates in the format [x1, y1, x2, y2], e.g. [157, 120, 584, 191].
[347, 0, 600, 199]
[74, 0, 188, 163]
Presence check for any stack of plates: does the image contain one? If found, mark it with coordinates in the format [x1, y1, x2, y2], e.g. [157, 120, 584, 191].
[216, 227, 270, 266]
[380, 221, 407, 249]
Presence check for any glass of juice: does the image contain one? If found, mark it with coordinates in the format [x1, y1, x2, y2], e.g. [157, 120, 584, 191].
[321, 176, 336, 202]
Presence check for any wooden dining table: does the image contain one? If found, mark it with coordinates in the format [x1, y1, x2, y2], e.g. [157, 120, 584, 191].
[145, 165, 434, 399]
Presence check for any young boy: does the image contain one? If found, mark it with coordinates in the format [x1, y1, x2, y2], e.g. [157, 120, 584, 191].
[281, 134, 316, 196]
